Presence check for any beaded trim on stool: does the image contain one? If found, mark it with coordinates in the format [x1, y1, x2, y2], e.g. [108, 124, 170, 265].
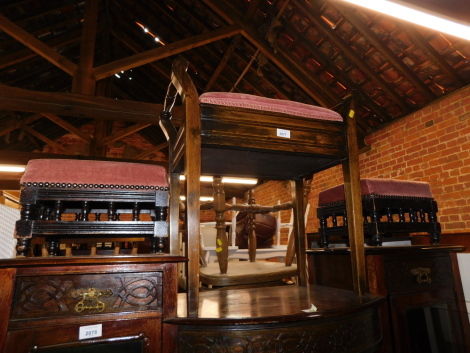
[21, 181, 169, 191]
[318, 194, 434, 207]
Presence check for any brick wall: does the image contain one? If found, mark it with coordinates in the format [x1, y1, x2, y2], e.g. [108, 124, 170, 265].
[256, 85, 470, 235]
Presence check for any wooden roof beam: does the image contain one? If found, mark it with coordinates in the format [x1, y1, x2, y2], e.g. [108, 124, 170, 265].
[134, 142, 169, 160]
[101, 123, 152, 145]
[292, 0, 410, 111]
[72, 0, 100, 95]
[404, 25, 466, 87]
[0, 113, 42, 138]
[41, 113, 93, 143]
[0, 84, 183, 123]
[0, 29, 82, 70]
[204, 34, 242, 92]
[93, 24, 242, 80]
[0, 151, 167, 168]
[20, 124, 69, 153]
[202, 0, 337, 107]
[332, 3, 436, 101]
[0, 14, 78, 75]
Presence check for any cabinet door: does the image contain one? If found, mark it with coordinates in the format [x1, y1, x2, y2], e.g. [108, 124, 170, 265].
[4, 318, 161, 353]
[390, 289, 466, 353]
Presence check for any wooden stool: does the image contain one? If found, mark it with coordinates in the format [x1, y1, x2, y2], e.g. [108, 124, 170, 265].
[317, 178, 441, 247]
[14, 159, 169, 256]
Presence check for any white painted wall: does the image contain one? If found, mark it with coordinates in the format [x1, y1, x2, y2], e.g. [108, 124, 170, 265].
[0, 204, 19, 259]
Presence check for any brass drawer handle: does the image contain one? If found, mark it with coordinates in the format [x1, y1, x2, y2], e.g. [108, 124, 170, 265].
[410, 267, 432, 284]
[70, 287, 113, 313]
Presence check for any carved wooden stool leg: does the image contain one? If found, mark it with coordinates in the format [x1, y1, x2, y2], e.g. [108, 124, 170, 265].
[113, 242, 121, 255]
[40, 243, 48, 257]
[131, 243, 138, 255]
[90, 243, 97, 256]
[16, 238, 31, 257]
[47, 240, 59, 256]
[319, 216, 329, 248]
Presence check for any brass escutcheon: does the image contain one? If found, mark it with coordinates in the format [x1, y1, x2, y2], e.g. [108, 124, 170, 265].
[410, 267, 432, 284]
[70, 287, 113, 313]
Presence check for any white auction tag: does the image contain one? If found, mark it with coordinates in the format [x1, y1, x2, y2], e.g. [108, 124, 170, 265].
[277, 128, 290, 138]
[79, 324, 102, 340]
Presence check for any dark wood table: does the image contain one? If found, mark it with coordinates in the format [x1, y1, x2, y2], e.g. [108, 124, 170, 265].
[164, 284, 385, 353]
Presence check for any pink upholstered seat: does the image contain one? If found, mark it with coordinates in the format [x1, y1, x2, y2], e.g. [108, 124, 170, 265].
[15, 159, 169, 257]
[317, 178, 440, 247]
[318, 178, 433, 205]
[199, 92, 343, 121]
[21, 159, 168, 190]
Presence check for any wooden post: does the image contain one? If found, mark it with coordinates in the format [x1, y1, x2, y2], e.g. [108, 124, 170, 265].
[291, 179, 308, 285]
[168, 173, 181, 256]
[342, 97, 367, 297]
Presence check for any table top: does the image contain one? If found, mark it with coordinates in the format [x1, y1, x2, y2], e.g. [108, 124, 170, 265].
[171, 284, 384, 325]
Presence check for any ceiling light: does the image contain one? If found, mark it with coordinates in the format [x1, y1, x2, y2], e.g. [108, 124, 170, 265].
[179, 175, 258, 185]
[179, 196, 214, 202]
[336, 0, 470, 41]
[0, 165, 26, 172]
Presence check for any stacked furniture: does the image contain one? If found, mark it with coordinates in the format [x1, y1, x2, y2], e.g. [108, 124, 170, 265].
[159, 56, 368, 317]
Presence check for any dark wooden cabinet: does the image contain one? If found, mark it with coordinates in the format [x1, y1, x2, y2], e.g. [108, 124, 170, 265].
[0, 255, 185, 353]
[307, 245, 470, 353]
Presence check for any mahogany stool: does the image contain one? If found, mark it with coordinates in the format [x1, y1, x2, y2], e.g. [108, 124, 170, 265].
[14, 159, 169, 256]
[317, 178, 441, 247]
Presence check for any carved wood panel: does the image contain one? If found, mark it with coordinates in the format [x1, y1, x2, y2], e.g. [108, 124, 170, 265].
[177, 310, 382, 353]
[11, 272, 163, 319]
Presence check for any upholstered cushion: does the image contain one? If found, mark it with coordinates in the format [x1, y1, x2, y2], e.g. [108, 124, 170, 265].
[318, 178, 433, 205]
[21, 159, 168, 189]
[199, 92, 342, 122]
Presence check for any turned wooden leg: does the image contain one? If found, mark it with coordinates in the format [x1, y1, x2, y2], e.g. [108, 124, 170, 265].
[47, 240, 59, 256]
[319, 216, 329, 248]
[247, 190, 257, 263]
[15, 238, 31, 257]
[113, 242, 121, 255]
[213, 176, 228, 274]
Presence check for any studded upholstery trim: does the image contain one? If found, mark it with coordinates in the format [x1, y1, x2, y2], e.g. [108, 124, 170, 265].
[20, 181, 169, 190]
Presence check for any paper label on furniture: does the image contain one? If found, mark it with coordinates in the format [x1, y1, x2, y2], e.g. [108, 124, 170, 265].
[277, 128, 290, 138]
[79, 324, 102, 340]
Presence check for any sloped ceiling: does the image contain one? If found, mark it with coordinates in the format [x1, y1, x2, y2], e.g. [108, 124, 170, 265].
[0, 0, 469, 194]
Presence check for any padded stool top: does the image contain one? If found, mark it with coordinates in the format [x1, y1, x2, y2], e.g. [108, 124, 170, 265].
[21, 159, 168, 189]
[200, 92, 343, 122]
[318, 178, 433, 205]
